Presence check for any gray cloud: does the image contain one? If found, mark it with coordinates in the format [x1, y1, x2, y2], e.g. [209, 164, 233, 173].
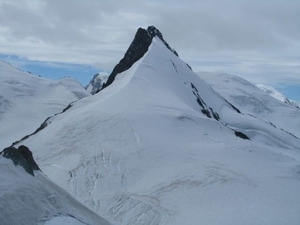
[0, 0, 299, 87]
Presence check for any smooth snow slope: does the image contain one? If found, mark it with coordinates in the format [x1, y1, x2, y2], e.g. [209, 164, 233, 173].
[16, 38, 300, 225]
[0, 61, 86, 149]
[0, 155, 111, 225]
[58, 77, 91, 99]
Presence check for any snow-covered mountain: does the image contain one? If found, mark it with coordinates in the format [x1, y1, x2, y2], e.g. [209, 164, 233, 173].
[255, 83, 300, 109]
[0, 145, 111, 225]
[255, 83, 291, 104]
[85, 72, 109, 94]
[6, 26, 300, 225]
[199, 72, 300, 138]
[0, 61, 88, 149]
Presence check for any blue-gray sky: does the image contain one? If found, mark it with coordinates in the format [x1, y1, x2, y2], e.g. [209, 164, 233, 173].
[0, 0, 299, 100]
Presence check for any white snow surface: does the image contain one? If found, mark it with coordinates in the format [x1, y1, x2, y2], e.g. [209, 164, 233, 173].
[15, 39, 300, 225]
[0, 61, 84, 149]
[58, 77, 91, 99]
[0, 156, 110, 225]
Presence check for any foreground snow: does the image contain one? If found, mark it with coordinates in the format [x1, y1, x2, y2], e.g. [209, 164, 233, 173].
[0, 156, 111, 225]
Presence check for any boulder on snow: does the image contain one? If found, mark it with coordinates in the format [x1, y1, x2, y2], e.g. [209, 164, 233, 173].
[1, 145, 40, 176]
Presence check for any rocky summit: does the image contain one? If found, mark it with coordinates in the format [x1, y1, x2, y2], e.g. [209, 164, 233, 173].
[101, 26, 178, 90]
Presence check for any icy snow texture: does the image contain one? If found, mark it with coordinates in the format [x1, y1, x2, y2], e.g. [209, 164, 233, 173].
[15, 39, 300, 225]
[0, 156, 111, 225]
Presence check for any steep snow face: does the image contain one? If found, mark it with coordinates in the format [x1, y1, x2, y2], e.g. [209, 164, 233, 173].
[58, 77, 90, 99]
[16, 38, 300, 225]
[0, 147, 111, 225]
[85, 72, 109, 94]
[200, 72, 300, 139]
[0, 61, 82, 149]
[255, 83, 291, 104]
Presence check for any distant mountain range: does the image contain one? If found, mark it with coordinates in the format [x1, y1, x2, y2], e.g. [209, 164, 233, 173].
[1, 26, 300, 225]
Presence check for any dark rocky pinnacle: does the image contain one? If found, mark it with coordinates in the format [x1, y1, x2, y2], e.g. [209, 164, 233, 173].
[100, 26, 179, 91]
[1, 145, 40, 176]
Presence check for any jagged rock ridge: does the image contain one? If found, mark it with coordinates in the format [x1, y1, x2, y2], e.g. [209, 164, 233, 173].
[100, 26, 178, 90]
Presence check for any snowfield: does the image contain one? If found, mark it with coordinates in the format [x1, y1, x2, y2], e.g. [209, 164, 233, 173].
[0, 61, 88, 149]
[0, 155, 110, 225]
[11, 35, 300, 225]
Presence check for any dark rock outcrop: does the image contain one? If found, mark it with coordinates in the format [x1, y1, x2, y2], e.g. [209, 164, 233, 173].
[1, 145, 40, 176]
[100, 26, 179, 91]
[234, 131, 250, 140]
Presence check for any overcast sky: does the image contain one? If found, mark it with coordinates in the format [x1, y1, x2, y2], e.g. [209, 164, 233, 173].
[0, 0, 299, 100]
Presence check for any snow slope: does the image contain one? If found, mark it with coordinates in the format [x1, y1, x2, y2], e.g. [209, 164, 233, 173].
[0, 146, 111, 225]
[0, 61, 85, 149]
[58, 77, 90, 99]
[13, 29, 300, 225]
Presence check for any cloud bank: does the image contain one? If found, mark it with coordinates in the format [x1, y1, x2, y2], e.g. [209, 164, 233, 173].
[0, 0, 299, 86]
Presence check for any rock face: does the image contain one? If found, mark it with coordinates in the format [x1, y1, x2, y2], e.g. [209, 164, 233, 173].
[101, 26, 178, 90]
[1, 145, 40, 176]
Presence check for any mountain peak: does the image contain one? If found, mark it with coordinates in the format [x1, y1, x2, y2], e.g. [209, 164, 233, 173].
[147, 26, 179, 57]
[100, 26, 178, 90]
